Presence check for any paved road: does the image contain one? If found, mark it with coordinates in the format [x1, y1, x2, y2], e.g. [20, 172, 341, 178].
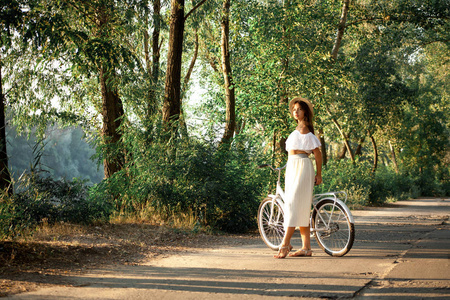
[8, 197, 450, 300]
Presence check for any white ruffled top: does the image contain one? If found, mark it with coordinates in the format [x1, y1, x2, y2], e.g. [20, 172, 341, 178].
[285, 131, 322, 154]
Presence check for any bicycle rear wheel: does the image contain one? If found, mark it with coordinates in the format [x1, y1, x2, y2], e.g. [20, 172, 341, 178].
[312, 199, 355, 257]
[258, 197, 285, 251]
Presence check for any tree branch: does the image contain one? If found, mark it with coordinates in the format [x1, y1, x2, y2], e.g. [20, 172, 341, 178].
[331, 0, 350, 61]
[182, 30, 198, 98]
[421, 39, 450, 46]
[185, 0, 208, 21]
[66, 1, 97, 25]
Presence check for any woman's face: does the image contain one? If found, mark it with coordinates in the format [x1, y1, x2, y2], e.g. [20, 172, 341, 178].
[292, 102, 304, 121]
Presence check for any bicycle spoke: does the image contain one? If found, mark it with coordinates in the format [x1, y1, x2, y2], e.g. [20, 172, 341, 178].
[258, 198, 285, 250]
[313, 200, 354, 256]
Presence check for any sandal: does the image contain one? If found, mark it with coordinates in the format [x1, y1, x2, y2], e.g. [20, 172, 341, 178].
[288, 249, 312, 257]
[274, 245, 292, 259]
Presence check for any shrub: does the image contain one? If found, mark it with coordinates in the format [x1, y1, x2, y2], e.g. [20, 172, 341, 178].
[0, 171, 112, 239]
[90, 130, 269, 233]
[315, 158, 447, 207]
[370, 166, 417, 205]
[315, 159, 373, 207]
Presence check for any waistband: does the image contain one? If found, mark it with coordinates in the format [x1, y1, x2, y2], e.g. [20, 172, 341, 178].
[288, 153, 309, 159]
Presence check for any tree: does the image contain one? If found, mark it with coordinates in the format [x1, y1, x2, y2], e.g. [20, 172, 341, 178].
[227, 0, 345, 161]
[0, 0, 31, 193]
[162, 0, 208, 133]
[65, 1, 130, 178]
[144, 0, 162, 122]
[326, 0, 355, 163]
[12, 0, 137, 179]
[339, 0, 450, 171]
[0, 56, 11, 193]
[219, 0, 236, 145]
[162, 0, 185, 128]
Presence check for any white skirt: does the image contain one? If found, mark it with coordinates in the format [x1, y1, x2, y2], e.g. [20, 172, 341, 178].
[284, 154, 315, 228]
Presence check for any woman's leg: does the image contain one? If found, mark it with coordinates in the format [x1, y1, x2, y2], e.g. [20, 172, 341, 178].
[289, 226, 312, 257]
[299, 226, 311, 250]
[274, 226, 295, 258]
[283, 226, 296, 247]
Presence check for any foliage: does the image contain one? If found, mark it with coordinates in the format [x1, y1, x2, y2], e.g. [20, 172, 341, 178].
[90, 125, 270, 233]
[315, 159, 373, 207]
[316, 158, 447, 208]
[0, 170, 112, 239]
[370, 166, 419, 205]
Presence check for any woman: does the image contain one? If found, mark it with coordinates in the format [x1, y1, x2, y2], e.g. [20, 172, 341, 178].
[275, 96, 322, 259]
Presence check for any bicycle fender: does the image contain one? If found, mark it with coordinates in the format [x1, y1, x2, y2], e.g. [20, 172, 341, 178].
[317, 198, 355, 224]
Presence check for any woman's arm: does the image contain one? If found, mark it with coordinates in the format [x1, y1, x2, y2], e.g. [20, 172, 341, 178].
[312, 147, 322, 185]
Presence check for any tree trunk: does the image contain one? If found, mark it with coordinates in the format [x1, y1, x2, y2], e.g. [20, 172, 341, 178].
[220, 0, 236, 145]
[151, 0, 161, 87]
[162, 0, 185, 127]
[144, 3, 151, 79]
[0, 58, 11, 194]
[100, 67, 124, 178]
[318, 128, 327, 166]
[181, 30, 198, 100]
[144, 6, 152, 121]
[369, 133, 378, 172]
[144, 0, 161, 136]
[343, 137, 354, 161]
[355, 137, 365, 156]
[205, 48, 219, 73]
[389, 140, 399, 174]
[93, 4, 125, 179]
[235, 118, 245, 135]
[338, 143, 347, 159]
[327, 107, 355, 162]
[331, 0, 350, 61]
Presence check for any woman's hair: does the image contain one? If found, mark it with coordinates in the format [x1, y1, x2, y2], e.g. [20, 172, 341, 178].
[297, 100, 315, 134]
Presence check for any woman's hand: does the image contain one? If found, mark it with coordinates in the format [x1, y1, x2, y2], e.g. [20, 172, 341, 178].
[315, 174, 322, 185]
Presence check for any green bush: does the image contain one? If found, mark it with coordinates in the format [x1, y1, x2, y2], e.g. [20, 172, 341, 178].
[315, 158, 447, 208]
[91, 129, 269, 233]
[0, 171, 112, 239]
[315, 159, 373, 207]
[409, 168, 447, 197]
[370, 166, 417, 205]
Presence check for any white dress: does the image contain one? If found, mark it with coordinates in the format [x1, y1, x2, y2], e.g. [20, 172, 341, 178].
[284, 131, 321, 228]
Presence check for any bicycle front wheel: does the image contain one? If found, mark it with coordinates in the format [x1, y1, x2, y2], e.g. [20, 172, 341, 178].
[312, 199, 355, 257]
[258, 197, 285, 251]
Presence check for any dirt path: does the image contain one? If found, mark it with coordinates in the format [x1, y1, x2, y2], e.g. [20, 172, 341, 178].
[4, 197, 450, 300]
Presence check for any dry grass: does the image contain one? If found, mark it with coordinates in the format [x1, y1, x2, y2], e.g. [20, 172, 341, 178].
[0, 221, 259, 297]
[110, 207, 201, 230]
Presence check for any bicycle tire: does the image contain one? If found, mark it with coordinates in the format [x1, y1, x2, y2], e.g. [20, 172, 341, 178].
[257, 197, 285, 251]
[311, 199, 355, 257]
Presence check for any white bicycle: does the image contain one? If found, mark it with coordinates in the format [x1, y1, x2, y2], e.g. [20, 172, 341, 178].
[257, 163, 355, 257]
